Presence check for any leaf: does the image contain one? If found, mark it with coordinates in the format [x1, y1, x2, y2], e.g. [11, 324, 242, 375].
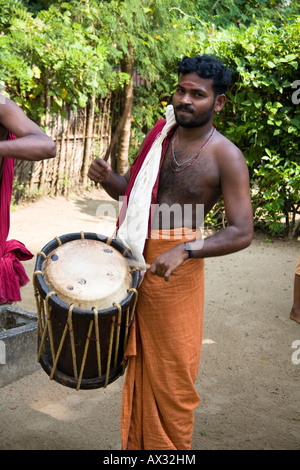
[60, 88, 68, 100]
[78, 93, 88, 108]
[283, 54, 298, 61]
[267, 61, 275, 68]
[32, 66, 41, 79]
[265, 148, 272, 157]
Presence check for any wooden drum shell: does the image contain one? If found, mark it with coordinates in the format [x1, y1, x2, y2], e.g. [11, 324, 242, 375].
[33, 232, 139, 390]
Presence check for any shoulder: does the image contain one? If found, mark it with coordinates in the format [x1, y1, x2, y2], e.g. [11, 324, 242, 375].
[130, 119, 167, 174]
[210, 131, 250, 186]
[213, 131, 247, 171]
[0, 97, 18, 113]
[135, 119, 167, 157]
[214, 131, 244, 159]
[0, 97, 27, 125]
[153, 119, 167, 134]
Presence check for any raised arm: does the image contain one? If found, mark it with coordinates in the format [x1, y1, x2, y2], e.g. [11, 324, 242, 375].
[0, 97, 56, 161]
[88, 157, 130, 201]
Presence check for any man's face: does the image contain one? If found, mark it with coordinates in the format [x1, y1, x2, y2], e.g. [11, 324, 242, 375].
[173, 72, 217, 128]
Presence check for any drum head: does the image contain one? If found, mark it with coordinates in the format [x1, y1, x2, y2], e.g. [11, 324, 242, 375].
[42, 239, 131, 310]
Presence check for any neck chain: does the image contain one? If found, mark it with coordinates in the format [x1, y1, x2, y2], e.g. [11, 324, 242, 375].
[170, 125, 216, 173]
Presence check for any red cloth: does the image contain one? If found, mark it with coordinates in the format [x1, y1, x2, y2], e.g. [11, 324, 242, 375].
[117, 119, 178, 236]
[0, 132, 33, 303]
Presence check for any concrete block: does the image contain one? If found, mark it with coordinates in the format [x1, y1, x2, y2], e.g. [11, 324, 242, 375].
[0, 305, 39, 387]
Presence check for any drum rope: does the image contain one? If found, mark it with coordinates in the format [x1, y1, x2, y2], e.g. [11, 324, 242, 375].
[33, 270, 45, 340]
[49, 304, 76, 381]
[113, 303, 122, 370]
[37, 291, 56, 365]
[104, 315, 115, 388]
[77, 319, 94, 391]
[67, 306, 78, 379]
[92, 307, 102, 378]
[122, 288, 138, 375]
[127, 288, 138, 328]
[55, 236, 62, 246]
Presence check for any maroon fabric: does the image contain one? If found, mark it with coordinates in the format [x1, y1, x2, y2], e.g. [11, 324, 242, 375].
[117, 119, 177, 236]
[0, 132, 33, 303]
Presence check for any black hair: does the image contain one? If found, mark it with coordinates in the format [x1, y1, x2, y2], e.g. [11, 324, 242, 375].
[177, 55, 232, 96]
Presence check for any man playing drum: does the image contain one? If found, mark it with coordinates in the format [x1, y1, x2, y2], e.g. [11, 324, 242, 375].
[0, 96, 56, 304]
[88, 55, 253, 450]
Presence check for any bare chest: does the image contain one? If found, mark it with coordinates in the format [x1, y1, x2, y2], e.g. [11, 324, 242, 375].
[157, 144, 221, 205]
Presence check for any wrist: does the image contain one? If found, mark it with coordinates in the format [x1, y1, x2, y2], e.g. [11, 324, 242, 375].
[100, 173, 112, 188]
[101, 179, 110, 188]
[184, 241, 194, 259]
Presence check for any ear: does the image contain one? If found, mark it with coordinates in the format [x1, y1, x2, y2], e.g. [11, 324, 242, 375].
[214, 94, 226, 113]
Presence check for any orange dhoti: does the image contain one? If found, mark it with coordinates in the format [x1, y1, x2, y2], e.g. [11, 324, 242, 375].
[121, 228, 205, 450]
[296, 256, 300, 276]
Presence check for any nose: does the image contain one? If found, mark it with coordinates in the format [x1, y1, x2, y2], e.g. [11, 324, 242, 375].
[179, 92, 192, 105]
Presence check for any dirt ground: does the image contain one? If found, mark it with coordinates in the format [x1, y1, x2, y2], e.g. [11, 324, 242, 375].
[0, 189, 299, 450]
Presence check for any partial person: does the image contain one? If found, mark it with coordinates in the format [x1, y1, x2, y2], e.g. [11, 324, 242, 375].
[0, 96, 56, 304]
[88, 55, 253, 450]
[290, 256, 300, 324]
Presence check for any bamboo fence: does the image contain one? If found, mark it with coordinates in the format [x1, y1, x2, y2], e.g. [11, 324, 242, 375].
[13, 93, 117, 202]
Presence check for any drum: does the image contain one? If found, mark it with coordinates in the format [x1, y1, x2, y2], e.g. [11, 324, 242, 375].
[33, 232, 139, 391]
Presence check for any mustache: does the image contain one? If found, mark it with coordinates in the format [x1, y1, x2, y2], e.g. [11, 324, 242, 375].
[175, 104, 193, 113]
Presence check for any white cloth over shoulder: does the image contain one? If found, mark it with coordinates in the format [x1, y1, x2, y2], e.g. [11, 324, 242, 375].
[116, 105, 176, 264]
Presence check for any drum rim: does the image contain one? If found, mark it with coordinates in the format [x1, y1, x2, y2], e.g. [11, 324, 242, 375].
[34, 232, 139, 318]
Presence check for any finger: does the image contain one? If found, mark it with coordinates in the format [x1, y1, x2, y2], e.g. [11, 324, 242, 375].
[87, 166, 102, 181]
[163, 268, 174, 282]
[88, 159, 111, 182]
[94, 157, 111, 172]
[150, 263, 157, 275]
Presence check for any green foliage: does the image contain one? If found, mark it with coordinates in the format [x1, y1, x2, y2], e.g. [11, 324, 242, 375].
[187, 11, 300, 235]
[253, 149, 300, 235]
[0, 0, 192, 121]
[0, 0, 299, 235]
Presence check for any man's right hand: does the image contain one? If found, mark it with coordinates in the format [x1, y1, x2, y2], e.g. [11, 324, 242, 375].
[88, 157, 112, 185]
[88, 157, 130, 201]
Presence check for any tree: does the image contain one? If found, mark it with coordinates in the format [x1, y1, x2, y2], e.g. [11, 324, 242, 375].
[1, 0, 299, 234]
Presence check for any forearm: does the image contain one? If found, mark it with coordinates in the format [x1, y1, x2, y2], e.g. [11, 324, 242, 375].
[186, 225, 253, 259]
[150, 225, 253, 282]
[0, 134, 56, 161]
[100, 172, 129, 200]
